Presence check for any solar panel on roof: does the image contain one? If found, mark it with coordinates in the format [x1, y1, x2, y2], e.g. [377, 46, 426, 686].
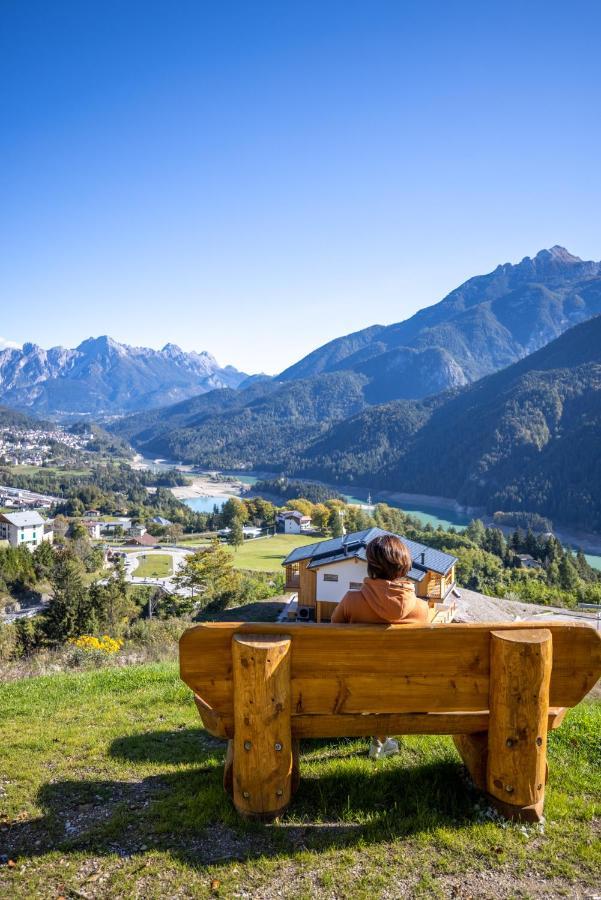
[281, 527, 457, 574]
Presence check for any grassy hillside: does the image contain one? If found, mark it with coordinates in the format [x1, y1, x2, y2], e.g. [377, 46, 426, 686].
[231, 534, 317, 571]
[1, 663, 599, 898]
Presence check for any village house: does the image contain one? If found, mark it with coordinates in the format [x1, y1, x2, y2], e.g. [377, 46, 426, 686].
[282, 527, 458, 622]
[125, 533, 158, 548]
[218, 525, 263, 539]
[130, 523, 147, 537]
[82, 520, 102, 540]
[276, 509, 312, 534]
[0, 511, 46, 549]
[151, 515, 172, 527]
[101, 518, 132, 535]
[516, 553, 543, 570]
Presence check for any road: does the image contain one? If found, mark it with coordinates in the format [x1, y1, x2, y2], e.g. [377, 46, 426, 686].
[112, 546, 194, 596]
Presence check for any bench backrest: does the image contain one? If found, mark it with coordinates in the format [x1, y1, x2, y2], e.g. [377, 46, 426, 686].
[179, 621, 601, 738]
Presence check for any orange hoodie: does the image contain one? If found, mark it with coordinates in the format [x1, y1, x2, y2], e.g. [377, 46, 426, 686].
[330, 577, 430, 625]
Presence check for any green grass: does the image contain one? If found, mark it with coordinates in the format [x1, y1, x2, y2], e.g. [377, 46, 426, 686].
[0, 664, 599, 898]
[231, 534, 319, 572]
[134, 554, 173, 578]
[3, 464, 90, 477]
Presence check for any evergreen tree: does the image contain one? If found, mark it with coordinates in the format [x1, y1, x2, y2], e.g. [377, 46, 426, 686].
[484, 527, 506, 558]
[228, 518, 244, 548]
[15, 617, 38, 656]
[465, 519, 486, 546]
[558, 554, 580, 592]
[510, 529, 522, 551]
[524, 529, 539, 557]
[328, 508, 344, 538]
[43, 552, 86, 643]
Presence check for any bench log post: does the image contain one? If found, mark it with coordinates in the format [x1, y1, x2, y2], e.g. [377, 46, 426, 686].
[453, 732, 488, 792]
[232, 634, 293, 819]
[486, 628, 552, 822]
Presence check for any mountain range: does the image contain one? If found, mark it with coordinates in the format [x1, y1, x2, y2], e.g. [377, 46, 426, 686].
[0, 336, 247, 417]
[277, 245, 601, 400]
[4, 245, 601, 530]
[298, 315, 601, 531]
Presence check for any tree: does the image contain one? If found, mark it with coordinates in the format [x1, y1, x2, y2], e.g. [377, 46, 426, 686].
[221, 498, 248, 527]
[89, 559, 134, 634]
[328, 508, 344, 538]
[311, 504, 330, 533]
[15, 617, 39, 655]
[286, 499, 313, 517]
[43, 551, 86, 643]
[228, 518, 244, 548]
[465, 519, 486, 546]
[32, 540, 55, 580]
[484, 527, 506, 558]
[167, 523, 184, 544]
[52, 514, 69, 540]
[174, 540, 240, 609]
[558, 554, 580, 592]
[455, 547, 503, 593]
[70, 521, 90, 542]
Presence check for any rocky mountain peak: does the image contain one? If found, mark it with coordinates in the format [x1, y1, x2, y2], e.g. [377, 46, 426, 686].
[535, 246, 582, 264]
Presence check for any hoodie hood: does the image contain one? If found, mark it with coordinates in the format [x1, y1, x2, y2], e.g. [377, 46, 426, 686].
[360, 578, 417, 623]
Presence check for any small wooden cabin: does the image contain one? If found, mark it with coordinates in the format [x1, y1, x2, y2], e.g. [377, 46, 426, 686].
[282, 527, 458, 622]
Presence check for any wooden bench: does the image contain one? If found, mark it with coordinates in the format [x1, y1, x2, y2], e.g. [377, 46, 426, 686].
[179, 621, 601, 823]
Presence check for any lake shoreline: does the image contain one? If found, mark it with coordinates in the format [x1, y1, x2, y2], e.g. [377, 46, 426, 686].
[171, 474, 250, 501]
[139, 455, 601, 563]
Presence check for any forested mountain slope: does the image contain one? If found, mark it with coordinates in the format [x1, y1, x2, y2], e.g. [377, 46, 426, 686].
[118, 371, 370, 468]
[298, 316, 601, 530]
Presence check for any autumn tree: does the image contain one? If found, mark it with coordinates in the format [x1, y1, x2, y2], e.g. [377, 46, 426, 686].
[174, 540, 241, 609]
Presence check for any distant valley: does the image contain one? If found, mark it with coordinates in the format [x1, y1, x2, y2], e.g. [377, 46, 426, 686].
[3, 246, 601, 533]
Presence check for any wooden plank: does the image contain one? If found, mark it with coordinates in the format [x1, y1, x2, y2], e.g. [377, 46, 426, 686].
[290, 674, 490, 714]
[232, 634, 293, 819]
[299, 559, 316, 608]
[180, 621, 601, 716]
[193, 706, 567, 740]
[487, 629, 552, 823]
[294, 711, 490, 737]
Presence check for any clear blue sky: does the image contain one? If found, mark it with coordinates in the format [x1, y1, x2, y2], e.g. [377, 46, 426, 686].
[1, 1, 600, 374]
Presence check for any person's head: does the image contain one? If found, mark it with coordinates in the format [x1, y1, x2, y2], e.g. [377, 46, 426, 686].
[366, 534, 412, 581]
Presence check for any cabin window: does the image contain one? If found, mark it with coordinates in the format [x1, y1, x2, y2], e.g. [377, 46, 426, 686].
[323, 573, 338, 582]
[349, 581, 362, 590]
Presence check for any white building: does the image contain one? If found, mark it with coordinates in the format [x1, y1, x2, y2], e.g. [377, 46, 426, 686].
[83, 520, 102, 540]
[277, 510, 312, 534]
[0, 511, 45, 549]
[217, 525, 263, 539]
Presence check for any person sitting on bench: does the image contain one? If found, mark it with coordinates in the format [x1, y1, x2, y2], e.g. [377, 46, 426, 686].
[331, 533, 430, 759]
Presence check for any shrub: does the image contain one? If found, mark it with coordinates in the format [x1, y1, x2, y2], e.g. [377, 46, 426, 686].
[67, 634, 123, 666]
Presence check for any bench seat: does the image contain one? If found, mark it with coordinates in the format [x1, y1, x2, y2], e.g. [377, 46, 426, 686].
[179, 621, 601, 823]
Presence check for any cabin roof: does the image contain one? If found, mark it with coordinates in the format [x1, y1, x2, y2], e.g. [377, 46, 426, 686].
[282, 527, 457, 576]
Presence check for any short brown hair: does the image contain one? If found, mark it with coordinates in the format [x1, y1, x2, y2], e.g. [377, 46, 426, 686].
[366, 534, 412, 581]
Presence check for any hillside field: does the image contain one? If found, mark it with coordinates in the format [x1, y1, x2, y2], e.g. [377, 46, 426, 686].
[231, 533, 317, 571]
[1, 663, 599, 898]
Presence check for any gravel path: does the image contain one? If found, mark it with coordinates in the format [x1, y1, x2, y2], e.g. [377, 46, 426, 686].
[455, 587, 600, 628]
